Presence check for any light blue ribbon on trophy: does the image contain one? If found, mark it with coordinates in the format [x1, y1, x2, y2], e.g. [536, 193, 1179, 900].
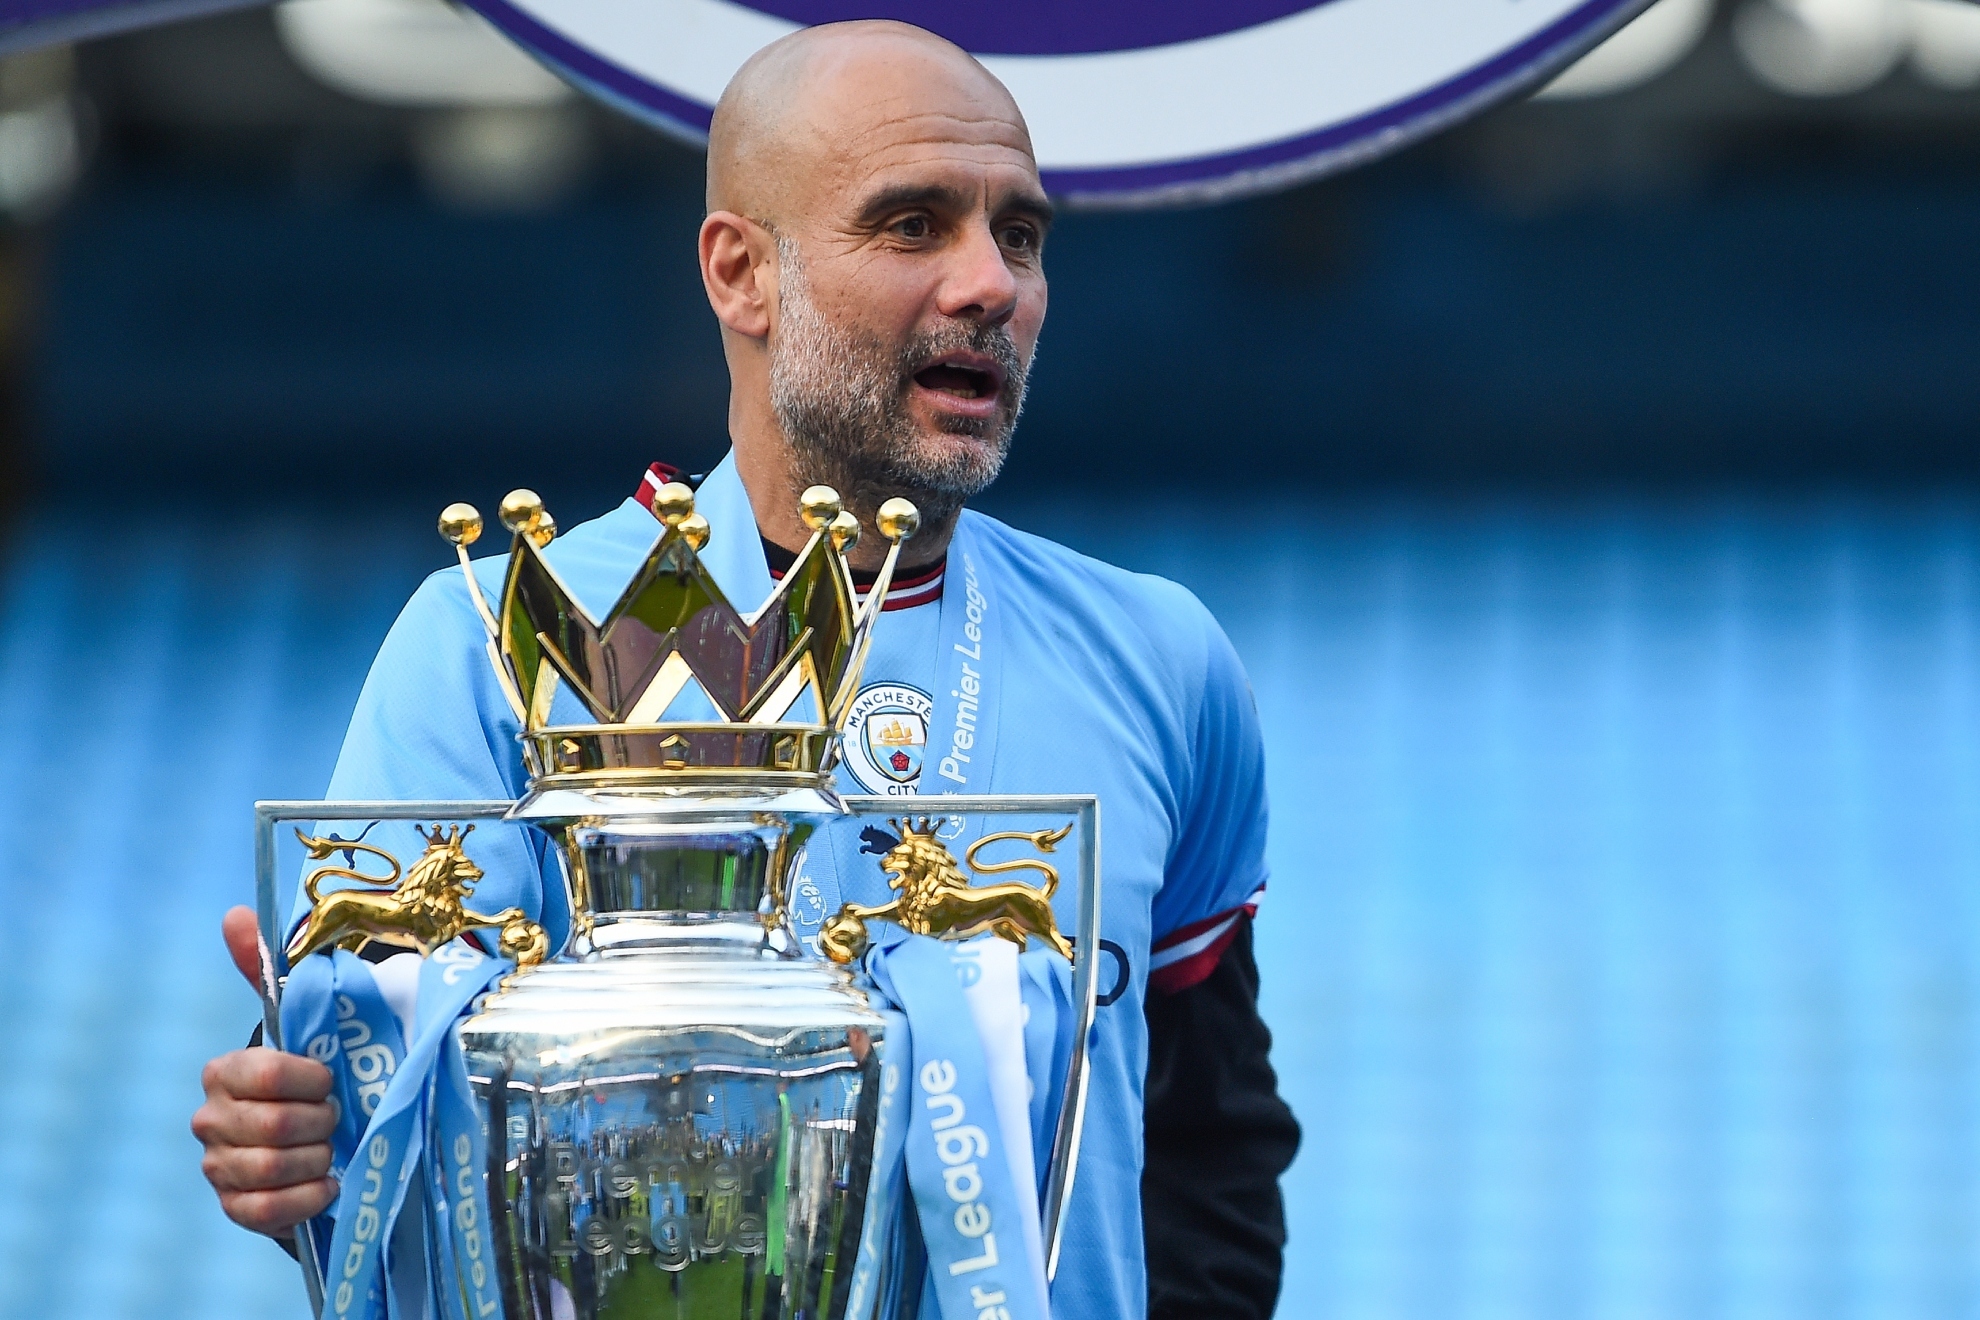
[276, 802, 568, 1315]
[297, 938, 511, 1320]
[281, 949, 407, 1274]
[862, 934, 1052, 1320]
[841, 1005, 913, 1320]
[1017, 950, 1075, 1187]
[425, 959, 507, 1320]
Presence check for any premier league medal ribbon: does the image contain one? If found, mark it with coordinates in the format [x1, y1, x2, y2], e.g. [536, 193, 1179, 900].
[930, 526, 1000, 795]
[812, 805, 1084, 1315]
[774, 501, 1074, 1315]
[842, 1004, 913, 1319]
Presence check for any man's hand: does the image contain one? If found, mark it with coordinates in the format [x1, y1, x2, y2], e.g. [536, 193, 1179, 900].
[191, 905, 339, 1236]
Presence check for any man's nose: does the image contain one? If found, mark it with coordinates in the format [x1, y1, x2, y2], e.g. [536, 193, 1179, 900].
[935, 223, 1019, 326]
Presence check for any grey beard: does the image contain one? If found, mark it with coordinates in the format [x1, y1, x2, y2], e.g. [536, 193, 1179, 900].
[768, 243, 1029, 525]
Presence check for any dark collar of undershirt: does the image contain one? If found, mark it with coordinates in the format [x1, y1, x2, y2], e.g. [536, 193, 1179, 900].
[761, 536, 947, 611]
[759, 536, 941, 586]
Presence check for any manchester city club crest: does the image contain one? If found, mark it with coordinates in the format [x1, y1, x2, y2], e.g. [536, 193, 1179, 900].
[843, 683, 933, 794]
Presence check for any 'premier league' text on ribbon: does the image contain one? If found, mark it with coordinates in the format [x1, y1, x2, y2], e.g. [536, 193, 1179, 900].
[919, 1058, 1002, 1277]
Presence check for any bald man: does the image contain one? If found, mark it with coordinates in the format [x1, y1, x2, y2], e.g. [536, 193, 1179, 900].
[194, 21, 1298, 1319]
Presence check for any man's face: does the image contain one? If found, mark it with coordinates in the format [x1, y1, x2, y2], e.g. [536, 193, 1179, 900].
[765, 67, 1051, 518]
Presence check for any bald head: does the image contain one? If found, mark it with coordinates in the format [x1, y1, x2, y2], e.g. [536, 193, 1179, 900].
[707, 20, 1033, 221]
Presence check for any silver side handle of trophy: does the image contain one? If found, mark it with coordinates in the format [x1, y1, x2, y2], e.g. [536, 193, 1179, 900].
[1006, 795, 1101, 1280]
[256, 792, 1102, 1309]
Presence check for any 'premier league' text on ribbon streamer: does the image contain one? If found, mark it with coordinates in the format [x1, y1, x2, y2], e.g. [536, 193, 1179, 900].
[862, 933, 1056, 1320]
[280, 937, 512, 1320]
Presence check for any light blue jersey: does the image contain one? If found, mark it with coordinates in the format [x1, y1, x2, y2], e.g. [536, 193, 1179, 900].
[308, 452, 1270, 1319]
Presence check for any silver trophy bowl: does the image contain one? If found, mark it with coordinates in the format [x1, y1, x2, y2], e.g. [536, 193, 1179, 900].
[460, 788, 891, 1319]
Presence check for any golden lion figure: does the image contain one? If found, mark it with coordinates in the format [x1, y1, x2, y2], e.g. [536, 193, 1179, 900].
[820, 818, 1075, 964]
[285, 824, 549, 968]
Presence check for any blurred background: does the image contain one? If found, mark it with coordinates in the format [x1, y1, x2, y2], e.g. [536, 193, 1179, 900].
[1, 0, 1979, 1314]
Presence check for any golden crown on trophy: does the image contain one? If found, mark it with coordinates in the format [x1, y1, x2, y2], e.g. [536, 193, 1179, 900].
[434, 481, 919, 786]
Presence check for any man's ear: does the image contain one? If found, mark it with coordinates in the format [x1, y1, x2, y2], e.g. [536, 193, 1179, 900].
[700, 211, 776, 340]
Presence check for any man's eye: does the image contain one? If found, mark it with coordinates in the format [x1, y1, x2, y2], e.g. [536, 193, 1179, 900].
[1001, 226, 1036, 253]
[894, 216, 930, 240]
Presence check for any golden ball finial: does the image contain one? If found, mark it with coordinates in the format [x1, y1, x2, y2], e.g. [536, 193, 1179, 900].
[650, 481, 695, 527]
[876, 498, 921, 543]
[820, 910, 870, 964]
[499, 489, 545, 535]
[528, 512, 556, 549]
[678, 511, 710, 551]
[828, 509, 861, 552]
[800, 485, 842, 531]
[438, 503, 482, 547]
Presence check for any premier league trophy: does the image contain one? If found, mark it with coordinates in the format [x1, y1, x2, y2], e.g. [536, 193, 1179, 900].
[253, 480, 1099, 1320]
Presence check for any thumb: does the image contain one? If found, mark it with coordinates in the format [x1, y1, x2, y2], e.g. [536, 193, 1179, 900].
[221, 905, 266, 991]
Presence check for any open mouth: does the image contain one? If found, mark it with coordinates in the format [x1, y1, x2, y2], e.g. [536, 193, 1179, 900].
[912, 354, 1003, 402]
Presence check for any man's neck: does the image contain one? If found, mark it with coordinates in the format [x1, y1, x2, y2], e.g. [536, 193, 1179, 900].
[730, 427, 959, 573]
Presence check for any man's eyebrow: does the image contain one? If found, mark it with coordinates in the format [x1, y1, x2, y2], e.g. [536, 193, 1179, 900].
[853, 182, 1056, 230]
[1000, 190, 1056, 230]
[854, 182, 971, 226]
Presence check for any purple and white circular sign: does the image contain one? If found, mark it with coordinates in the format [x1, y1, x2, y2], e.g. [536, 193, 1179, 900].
[461, 0, 1652, 206]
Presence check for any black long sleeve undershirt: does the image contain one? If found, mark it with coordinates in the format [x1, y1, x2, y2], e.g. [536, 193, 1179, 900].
[1141, 916, 1301, 1319]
